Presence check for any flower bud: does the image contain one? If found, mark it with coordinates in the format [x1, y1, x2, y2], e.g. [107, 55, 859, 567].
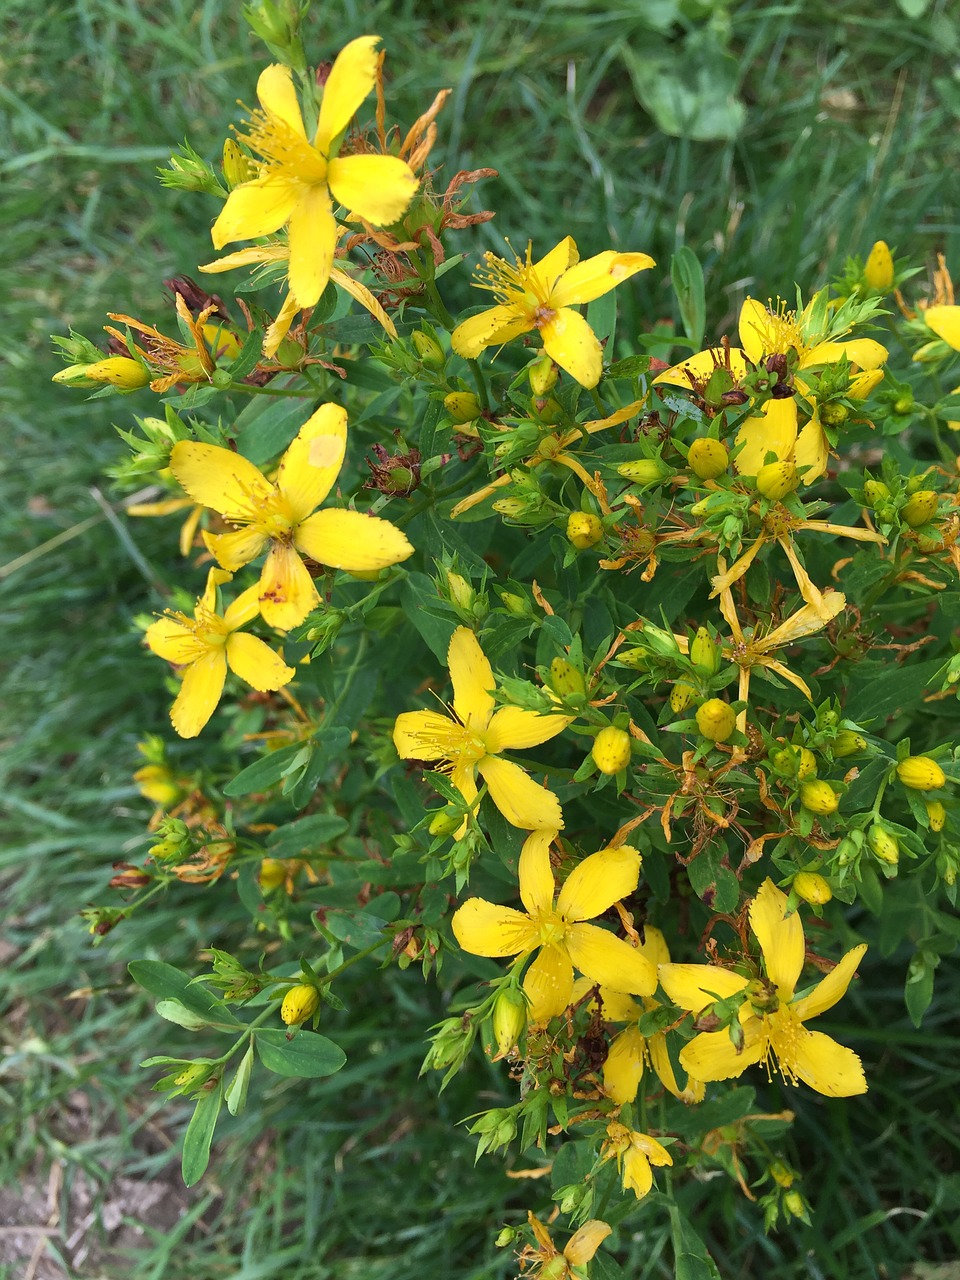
[901, 490, 938, 528]
[688, 438, 729, 480]
[793, 871, 832, 905]
[769, 1160, 795, 1189]
[670, 681, 696, 714]
[259, 858, 288, 891]
[54, 356, 150, 390]
[618, 458, 671, 485]
[864, 240, 894, 291]
[444, 391, 482, 423]
[222, 138, 256, 188]
[820, 401, 849, 427]
[592, 725, 632, 774]
[695, 698, 736, 743]
[862, 479, 890, 507]
[784, 1189, 809, 1221]
[799, 779, 840, 815]
[411, 329, 445, 367]
[492, 988, 527, 1056]
[836, 836, 860, 866]
[756, 460, 799, 500]
[445, 570, 475, 611]
[528, 356, 558, 397]
[926, 800, 946, 832]
[897, 756, 946, 791]
[796, 747, 818, 781]
[834, 730, 867, 757]
[428, 808, 462, 837]
[566, 511, 603, 549]
[280, 983, 321, 1026]
[549, 657, 586, 697]
[868, 824, 899, 865]
[534, 397, 563, 425]
[498, 590, 530, 615]
[691, 626, 721, 675]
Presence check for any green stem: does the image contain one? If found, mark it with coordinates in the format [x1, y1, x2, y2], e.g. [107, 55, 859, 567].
[589, 386, 606, 418]
[226, 381, 315, 398]
[468, 359, 490, 412]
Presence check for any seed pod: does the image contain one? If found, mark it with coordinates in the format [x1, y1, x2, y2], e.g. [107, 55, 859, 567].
[670, 681, 696, 714]
[528, 356, 558, 397]
[618, 458, 670, 485]
[901, 490, 938, 528]
[756, 460, 800, 500]
[864, 240, 894, 291]
[281, 984, 321, 1026]
[897, 755, 946, 791]
[834, 730, 867, 757]
[796, 748, 818, 781]
[566, 511, 604, 549]
[799, 779, 840, 815]
[695, 698, 737, 743]
[862, 479, 890, 507]
[592, 725, 632, 775]
[868, 824, 900, 865]
[550, 656, 586, 697]
[491, 988, 527, 1056]
[926, 800, 946, 832]
[691, 626, 721, 675]
[444, 391, 482, 423]
[688, 438, 729, 480]
[793, 871, 833, 905]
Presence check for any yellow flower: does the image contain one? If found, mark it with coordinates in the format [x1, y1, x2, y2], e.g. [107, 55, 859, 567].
[104, 294, 239, 394]
[451, 236, 655, 388]
[659, 878, 867, 1097]
[211, 39, 417, 309]
[452, 829, 657, 1022]
[923, 305, 960, 351]
[572, 927, 705, 1105]
[519, 1212, 611, 1279]
[600, 1122, 673, 1199]
[169, 403, 413, 630]
[393, 628, 568, 834]
[145, 568, 295, 738]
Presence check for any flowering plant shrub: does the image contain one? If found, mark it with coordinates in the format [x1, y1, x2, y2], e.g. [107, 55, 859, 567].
[53, 7, 960, 1273]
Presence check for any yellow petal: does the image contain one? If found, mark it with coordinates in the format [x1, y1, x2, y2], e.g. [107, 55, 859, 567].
[749, 878, 804, 999]
[256, 63, 306, 137]
[450, 304, 531, 358]
[540, 306, 603, 388]
[170, 441, 273, 520]
[603, 1026, 645, 1104]
[556, 845, 642, 921]
[203, 526, 270, 572]
[315, 34, 380, 151]
[565, 923, 657, 996]
[792, 943, 867, 1022]
[211, 176, 301, 249]
[550, 251, 655, 308]
[451, 760, 479, 837]
[331, 267, 397, 338]
[198, 566, 233, 613]
[564, 1220, 612, 1268]
[648, 1031, 684, 1099]
[327, 154, 418, 226]
[517, 827, 556, 917]
[523, 944, 574, 1021]
[446, 626, 495, 728]
[226, 632, 295, 690]
[848, 368, 884, 400]
[597, 988, 643, 1022]
[199, 244, 287, 273]
[276, 403, 347, 522]
[657, 963, 749, 1013]
[393, 710, 458, 761]
[784, 1028, 867, 1096]
[263, 292, 302, 359]
[258, 540, 320, 630]
[530, 235, 579, 291]
[287, 185, 337, 309]
[794, 416, 829, 483]
[146, 616, 202, 665]
[924, 304, 960, 351]
[637, 925, 671, 969]
[295, 507, 413, 571]
[621, 1147, 653, 1199]
[223, 583, 263, 631]
[738, 298, 770, 363]
[485, 706, 571, 752]
[733, 396, 798, 475]
[634, 1132, 673, 1167]
[478, 756, 564, 831]
[679, 1023, 764, 1082]
[652, 346, 748, 388]
[451, 898, 536, 958]
[801, 338, 888, 370]
[169, 648, 228, 738]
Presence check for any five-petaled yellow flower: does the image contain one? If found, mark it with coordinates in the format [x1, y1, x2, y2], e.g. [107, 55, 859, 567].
[145, 568, 295, 738]
[451, 236, 655, 388]
[170, 403, 413, 631]
[600, 1122, 673, 1200]
[659, 878, 867, 1097]
[211, 37, 417, 309]
[393, 627, 569, 834]
[452, 828, 657, 1023]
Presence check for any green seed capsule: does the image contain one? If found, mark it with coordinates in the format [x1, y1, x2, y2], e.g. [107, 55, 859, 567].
[695, 699, 737, 743]
[591, 725, 632, 775]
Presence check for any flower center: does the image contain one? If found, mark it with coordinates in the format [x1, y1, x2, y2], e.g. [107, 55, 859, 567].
[761, 1005, 806, 1086]
[750, 300, 805, 358]
[238, 111, 328, 185]
[534, 909, 567, 949]
[473, 244, 553, 320]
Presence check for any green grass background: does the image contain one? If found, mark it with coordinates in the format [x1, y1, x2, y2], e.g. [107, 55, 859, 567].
[2, 0, 959, 1276]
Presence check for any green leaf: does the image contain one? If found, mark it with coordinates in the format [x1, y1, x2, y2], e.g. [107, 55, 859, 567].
[155, 998, 212, 1031]
[234, 394, 310, 467]
[621, 31, 745, 141]
[222, 742, 308, 797]
[129, 961, 240, 1024]
[266, 813, 349, 857]
[181, 1079, 223, 1187]
[670, 1206, 723, 1280]
[904, 947, 939, 1028]
[224, 1044, 254, 1116]
[255, 1028, 346, 1078]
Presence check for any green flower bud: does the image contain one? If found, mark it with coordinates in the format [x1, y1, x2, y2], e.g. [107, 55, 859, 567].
[793, 871, 832, 905]
[411, 329, 445, 367]
[799, 779, 840, 815]
[549, 657, 586, 697]
[756, 460, 799, 500]
[428, 809, 462, 837]
[897, 756, 946, 791]
[618, 458, 671, 485]
[281, 984, 321, 1026]
[696, 698, 737, 743]
[222, 138, 256, 188]
[820, 402, 849, 427]
[443, 391, 482, 423]
[862, 479, 890, 507]
[688, 438, 729, 480]
[591, 725, 632, 774]
[864, 240, 894, 291]
[566, 511, 603, 549]
[491, 988, 527, 1056]
[670, 681, 696, 714]
[499, 590, 530, 615]
[445, 570, 475, 611]
[691, 626, 721, 675]
[796, 747, 818, 781]
[901, 490, 938, 528]
[528, 356, 558, 397]
[836, 836, 860, 866]
[534, 396, 563, 425]
[867, 824, 899, 864]
[834, 730, 867, 757]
